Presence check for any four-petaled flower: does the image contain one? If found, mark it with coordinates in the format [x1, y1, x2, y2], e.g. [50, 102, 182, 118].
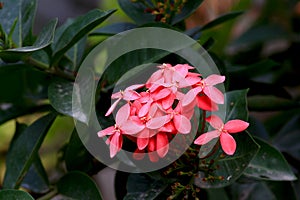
[194, 115, 249, 155]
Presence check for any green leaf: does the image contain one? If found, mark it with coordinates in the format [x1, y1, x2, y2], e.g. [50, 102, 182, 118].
[0, 64, 50, 103]
[3, 113, 57, 189]
[21, 155, 50, 193]
[195, 131, 260, 188]
[0, 189, 34, 200]
[52, 9, 115, 65]
[202, 11, 243, 31]
[65, 37, 87, 72]
[57, 171, 102, 200]
[0, 103, 51, 125]
[118, 0, 155, 25]
[171, 0, 203, 25]
[48, 69, 95, 124]
[64, 129, 102, 173]
[0, 19, 57, 60]
[101, 49, 170, 86]
[90, 22, 137, 36]
[186, 11, 243, 38]
[124, 173, 169, 200]
[248, 95, 299, 111]
[243, 137, 297, 181]
[0, 0, 37, 47]
[224, 89, 249, 121]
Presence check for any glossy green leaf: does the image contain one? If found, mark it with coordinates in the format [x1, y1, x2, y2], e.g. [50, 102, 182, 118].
[64, 129, 102, 173]
[248, 95, 299, 111]
[0, 19, 57, 60]
[101, 49, 169, 86]
[0, 189, 34, 200]
[0, 64, 50, 103]
[0, 0, 37, 47]
[3, 113, 57, 189]
[0, 103, 51, 125]
[118, 0, 203, 25]
[21, 155, 50, 193]
[202, 11, 243, 31]
[90, 22, 137, 36]
[57, 171, 102, 200]
[124, 173, 169, 200]
[65, 36, 87, 72]
[171, 0, 203, 24]
[118, 0, 155, 25]
[52, 9, 115, 65]
[48, 68, 95, 124]
[186, 11, 243, 38]
[243, 137, 297, 181]
[225, 89, 249, 121]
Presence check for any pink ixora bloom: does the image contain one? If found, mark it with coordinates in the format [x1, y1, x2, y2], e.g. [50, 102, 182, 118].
[105, 84, 144, 116]
[194, 115, 249, 155]
[98, 103, 144, 158]
[182, 74, 225, 107]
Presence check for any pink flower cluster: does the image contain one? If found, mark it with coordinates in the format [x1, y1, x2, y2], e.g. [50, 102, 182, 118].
[98, 63, 249, 161]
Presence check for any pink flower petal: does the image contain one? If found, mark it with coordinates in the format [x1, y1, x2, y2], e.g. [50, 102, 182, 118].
[105, 98, 121, 116]
[148, 137, 156, 152]
[174, 64, 189, 77]
[152, 88, 171, 101]
[161, 93, 175, 110]
[111, 92, 122, 99]
[224, 120, 249, 133]
[148, 152, 159, 162]
[138, 101, 152, 118]
[123, 90, 140, 101]
[133, 149, 145, 160]
[220, 133, 236, 155]
[204, 74, 225, 85]
[179, 76, 201, 88]
[182, 86, 202, 106]
[146, 115, 169, 129]
[97, 126, 114, 137]
[146, 70, 163, 85]
[116, 103, 130, 125]
[203, 86, 224, 104]
[137, 137, 149, 150]
[206, 115, 224, 130]
[159, 122, 177, 133]
[196, 95, 219, 111]
[121, 120, 145, 135]
[109, 132, 122, 158]
[173, 114, 191, 134]
[125, 84, 144, 91]
[194, 130, 220, 145]
[156, 132, 169, 158]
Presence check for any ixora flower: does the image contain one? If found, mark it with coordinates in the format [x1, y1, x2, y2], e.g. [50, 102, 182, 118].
[194, 115, 249, 155]
[97, 63, 248, 161]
